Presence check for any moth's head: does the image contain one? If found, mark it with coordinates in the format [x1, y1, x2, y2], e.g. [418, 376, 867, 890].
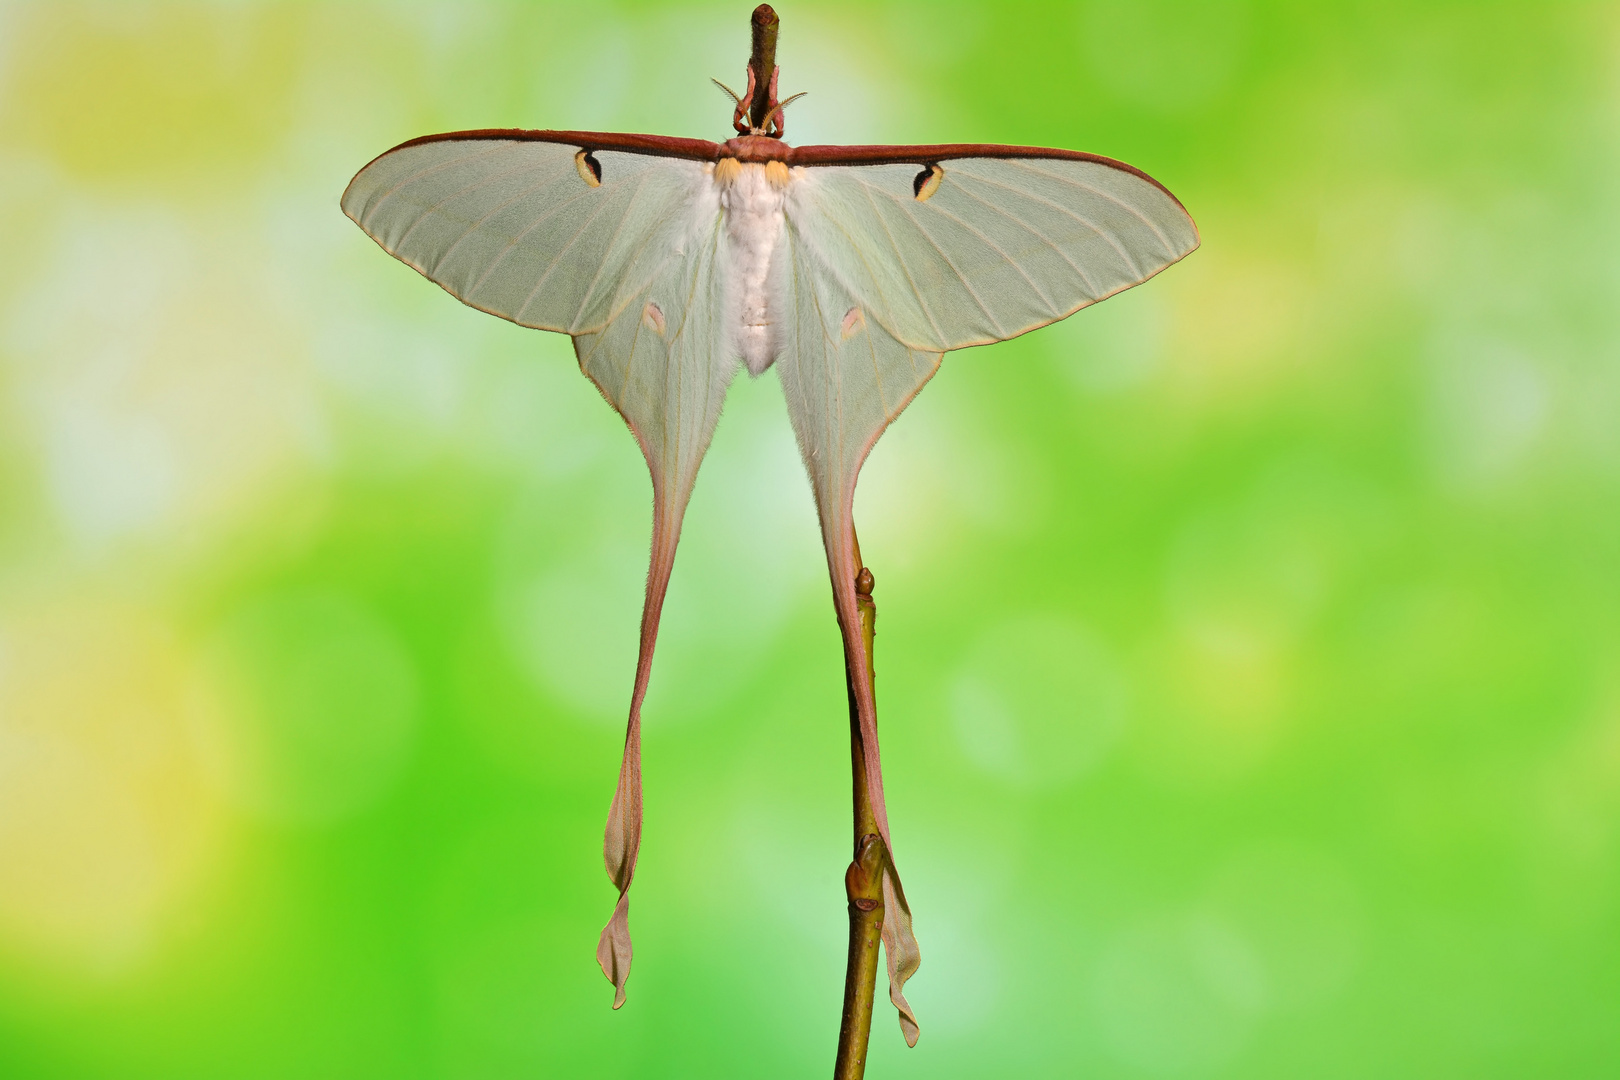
[713, 69, 806, 140]
[711, 3, 805, 140]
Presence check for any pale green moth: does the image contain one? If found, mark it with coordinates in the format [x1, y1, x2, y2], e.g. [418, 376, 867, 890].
[341, 3, 1197, 1050]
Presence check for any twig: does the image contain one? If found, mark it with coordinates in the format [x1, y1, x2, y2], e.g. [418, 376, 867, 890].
[833, 554, 884, 1079]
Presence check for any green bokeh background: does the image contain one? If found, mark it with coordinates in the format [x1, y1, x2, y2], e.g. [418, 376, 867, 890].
[1, 1, 1616, 1076]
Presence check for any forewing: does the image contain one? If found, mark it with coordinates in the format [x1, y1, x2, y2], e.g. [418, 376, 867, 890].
[343, 139, 711, 335]
[786, 155, 1198, 352]
[775, 217, 941, 1047]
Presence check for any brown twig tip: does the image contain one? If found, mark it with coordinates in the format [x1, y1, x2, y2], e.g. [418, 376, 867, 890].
[855, 567, 875, 596]
[747, 4, 781, 134]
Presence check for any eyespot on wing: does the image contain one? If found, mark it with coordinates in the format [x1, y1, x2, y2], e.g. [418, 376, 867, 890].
[840, 306, 865, 339]
[912, 163, 943, 201]
[575, 149, 602, 187]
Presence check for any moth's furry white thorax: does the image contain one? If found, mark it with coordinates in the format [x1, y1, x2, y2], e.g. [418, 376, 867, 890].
[714, 159, 793, 376]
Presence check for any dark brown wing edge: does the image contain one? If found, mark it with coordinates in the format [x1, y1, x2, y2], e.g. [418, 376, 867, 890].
[347, 129, 728, 179]
[785, 142, 1191, 217]
[348, 129, 1192, 222]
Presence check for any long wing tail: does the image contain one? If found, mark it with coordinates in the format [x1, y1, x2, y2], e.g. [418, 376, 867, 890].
[595, 499, 682, 1007]
[573, 212, 732, 1010]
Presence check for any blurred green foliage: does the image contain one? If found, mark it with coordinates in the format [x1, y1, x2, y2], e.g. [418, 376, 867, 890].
[0, 1, 1616, 1076]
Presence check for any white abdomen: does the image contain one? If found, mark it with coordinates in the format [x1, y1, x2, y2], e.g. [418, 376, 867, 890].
[715, 160, 791, 376]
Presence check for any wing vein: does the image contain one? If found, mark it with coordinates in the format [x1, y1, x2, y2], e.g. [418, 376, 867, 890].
[572, 169, 661, 332]
[851, 177, 950, 347]
[396, 159, 543, 257]
[1000, 160, 1179, 261]
[868, 184, 1010, 340]
[511, 182, 626, 324]
[958, 170, 1144, 280]
[464, 179, 608, 300]
[424, 167, 572, 277]
[788, 188, 903, 341]
[947, 180, 1099, 299]
[363, 143, 514, 220]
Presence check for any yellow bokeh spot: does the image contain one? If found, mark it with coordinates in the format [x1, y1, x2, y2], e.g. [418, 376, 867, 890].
[1141, 615, 1292, 785]
[0, 5, 303, 184]
[0, 602, 224, 978]
[1166, 250, 1315, 406]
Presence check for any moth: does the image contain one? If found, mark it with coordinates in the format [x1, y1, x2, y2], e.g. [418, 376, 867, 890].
[342, 4, 1197, 1048]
